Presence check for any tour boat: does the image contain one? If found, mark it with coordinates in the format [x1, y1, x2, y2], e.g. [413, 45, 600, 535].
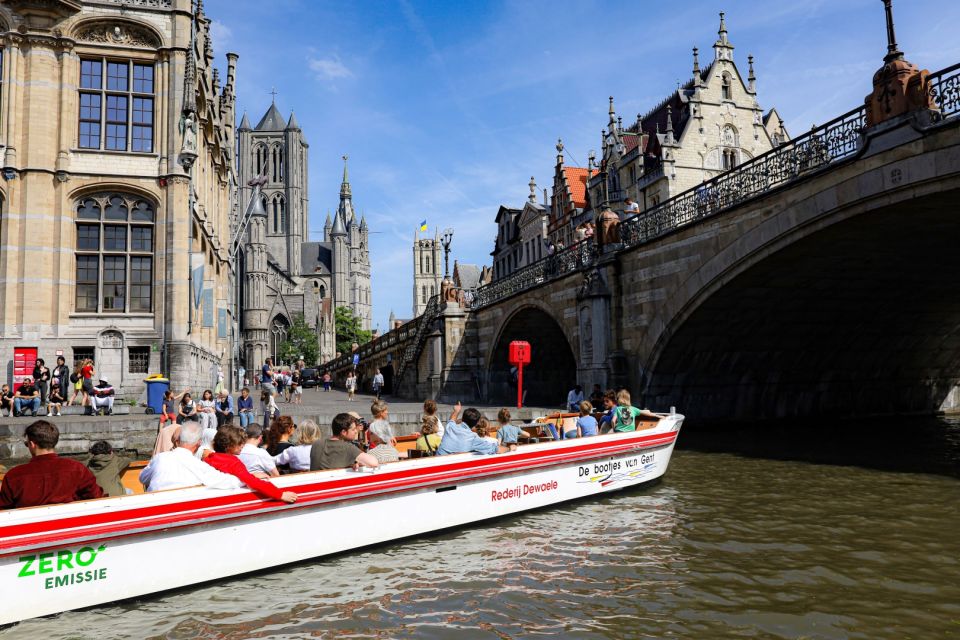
[0, 410, 682, 625]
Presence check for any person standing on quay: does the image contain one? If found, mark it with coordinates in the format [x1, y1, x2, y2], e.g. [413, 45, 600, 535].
[261, 357, 276, 396]
[372, 368, 384, 400]
[32, 358, 51, 413]
[346, 371, 357, 402]
[52, 356, 70, 404]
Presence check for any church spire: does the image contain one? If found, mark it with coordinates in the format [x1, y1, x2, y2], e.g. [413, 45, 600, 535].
[337, 154, 355, 225]
[713, 11, 735, 61]
[238, 111, 251, 131]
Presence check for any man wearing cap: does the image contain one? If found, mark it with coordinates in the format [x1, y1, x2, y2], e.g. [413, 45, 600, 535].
[437, 403, 517, 456]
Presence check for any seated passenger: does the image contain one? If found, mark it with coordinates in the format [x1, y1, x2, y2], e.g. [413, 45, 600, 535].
[495, 408, 521, 445]
[576, 401, 598, 437]
[437, 404, 516, 456]
[139, 422, 243, 492]
[310, 413, 380, 471]
[368, 400, 394, 448]
[239, 424, 279, 478]
[273, 420, 321, 472]
[477, 417, 498, 445]
[196, 426, 217, 461]
[367, 419, 401, 464]
[0, 420, 104, 508]
[266, 416, 297, 458]
[612, 389, 642, 432]
[416, 417, 441, 454]
[598, 390, 617, 433]
[422, 398, 444, 438]
[205, 426, 297, 503]
[84, 440, 132, 497]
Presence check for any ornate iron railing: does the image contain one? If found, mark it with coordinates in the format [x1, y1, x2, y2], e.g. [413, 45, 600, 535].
[472, 241, 597, 308]
[930, 62, 960, 120]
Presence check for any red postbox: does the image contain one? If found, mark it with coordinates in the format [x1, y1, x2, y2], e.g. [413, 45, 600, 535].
[508, 340, 531, 408]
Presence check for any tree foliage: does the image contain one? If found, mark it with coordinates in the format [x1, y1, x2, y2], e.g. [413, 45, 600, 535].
[335, 306, 372, 355]
[277, 314, 320, 366]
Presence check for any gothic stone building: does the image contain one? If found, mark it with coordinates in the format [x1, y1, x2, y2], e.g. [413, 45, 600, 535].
[0, 0, 237, 395]
[236, 101, 372, 368]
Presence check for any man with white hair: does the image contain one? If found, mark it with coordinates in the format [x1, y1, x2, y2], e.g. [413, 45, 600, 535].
[139, 422, 243, 492]
[367, 419, 401, 463]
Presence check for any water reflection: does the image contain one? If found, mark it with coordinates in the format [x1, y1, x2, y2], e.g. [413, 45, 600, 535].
[2, 419, 959, 639]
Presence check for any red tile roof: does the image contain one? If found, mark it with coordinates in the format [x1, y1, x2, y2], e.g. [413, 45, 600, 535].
[562, 166, 592, 209]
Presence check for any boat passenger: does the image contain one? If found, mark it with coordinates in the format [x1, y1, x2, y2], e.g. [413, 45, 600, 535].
[196, 426, 217, 461]
[422, 398, 444, 438]
[478, 418, 499, 445]
[369, 400, 395, 447]
[310, 412, 380, 471]
[265, 416, 296, 457]
[0, 420, 104, 509]
[139, 422, 243, 492]
[273, 420, 320, 472]
[437, 404, 516, 456]
[416, 416, 441, 454]
[576, 401, 598, 438]
[84, 440, 132, 497]
[205, 426, 297, 503]
[367, 419, 401, 463]
[598, 390, 617, 433]
[239, 424, 279, 478]
[612, 390, 642, 432]
[496, 408, 522, 445]
[588, 384, 604, 409]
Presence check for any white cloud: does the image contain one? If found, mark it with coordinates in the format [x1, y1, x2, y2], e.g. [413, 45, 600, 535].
[308, 55, 353, 83]
[209, 20, 232, 48]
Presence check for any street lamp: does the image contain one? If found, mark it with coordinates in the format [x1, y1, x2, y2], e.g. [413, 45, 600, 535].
[442, 227, 454, 279]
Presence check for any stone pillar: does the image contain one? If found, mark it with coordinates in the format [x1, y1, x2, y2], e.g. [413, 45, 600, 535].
[576, 267, 613, 393]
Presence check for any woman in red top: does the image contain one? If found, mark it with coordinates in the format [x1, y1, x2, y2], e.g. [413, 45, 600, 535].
[204, 426, 297, 503]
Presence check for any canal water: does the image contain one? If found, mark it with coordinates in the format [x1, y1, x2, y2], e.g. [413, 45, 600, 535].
[2, 417, 958, 639]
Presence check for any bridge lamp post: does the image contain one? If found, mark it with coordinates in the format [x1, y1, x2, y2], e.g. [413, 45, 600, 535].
[442, 228, 454, 278]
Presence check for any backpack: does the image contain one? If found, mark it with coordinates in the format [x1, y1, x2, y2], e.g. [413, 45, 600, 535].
[69, 372, 79, 384]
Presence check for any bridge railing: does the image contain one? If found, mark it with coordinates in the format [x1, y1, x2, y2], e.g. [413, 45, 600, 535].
[472, 241, 597, 308]
[930, 61, 960, 120]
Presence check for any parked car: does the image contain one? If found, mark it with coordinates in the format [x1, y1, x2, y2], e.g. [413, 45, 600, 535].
[300, 368, 320, 389]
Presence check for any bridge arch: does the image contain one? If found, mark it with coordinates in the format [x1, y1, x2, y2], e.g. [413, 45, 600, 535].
[487, 304, 577, 407]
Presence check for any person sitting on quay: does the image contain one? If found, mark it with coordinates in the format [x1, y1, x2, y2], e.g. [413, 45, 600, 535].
[310, 413, 380, 471]
[422, 398, 444, 438]
[576, 401, 598, 438]
[139, 422, 243, 492]
[239, 424, 279, 479]
[13, 377, 41, 417]
[90, 379, 116, 416]
[47, 382, 66, 417]
[215, 389, 235, 427]
[273, 420, 321, 472]
[177, 392, 198, 424]
[566, 384, 584, 413]
[237, 387, 255, 427]
[416, 416, 441, 454]
[0, 420, 104, 509]
[84, 440, 132, 497]
[196, 389, 217, 431]
[496, 408, 521, 446]
[367, 419, 401, 464]
[205, 425, 297, 504]
[437, 403, 516, 456]
[1, 383, 15, 417]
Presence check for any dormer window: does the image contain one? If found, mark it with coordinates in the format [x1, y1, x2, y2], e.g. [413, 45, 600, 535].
[721, 73, 732, 101]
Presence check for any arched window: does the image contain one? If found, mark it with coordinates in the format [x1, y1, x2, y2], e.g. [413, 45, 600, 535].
[721, 73, 732, 100]
[272, 196, 286, 234]
[270, 315, 289, 362]
[255, 144, 267, 176]
[271, 147, 279, 182]
[75, 193, 155, 313]
[426, 254, 431, 273]
[430, 285, 436, 297]
[422, 285, 427, 304]
[277, 149, 284, 182]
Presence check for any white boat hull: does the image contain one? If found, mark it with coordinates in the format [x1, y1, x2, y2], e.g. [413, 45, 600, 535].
[0, 415, 682, 625]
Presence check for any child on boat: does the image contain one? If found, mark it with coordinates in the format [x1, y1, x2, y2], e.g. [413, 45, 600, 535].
[422, 399, 444, 438]
[476, 417, 498, 445]
[416, 416, 441, 454]
[576, 401, 598, 437]
[612, 390, 642, 432]
[496, 408, 522, 445]
[84, 440, 132, 497]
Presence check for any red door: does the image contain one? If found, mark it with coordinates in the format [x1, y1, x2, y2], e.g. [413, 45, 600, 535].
[13, 347, 38, 394]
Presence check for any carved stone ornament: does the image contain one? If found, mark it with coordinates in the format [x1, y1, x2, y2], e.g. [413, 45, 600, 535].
[74, 22, 161, 48]
[577, 268, 610, 300]
[98, 329, 123, 349]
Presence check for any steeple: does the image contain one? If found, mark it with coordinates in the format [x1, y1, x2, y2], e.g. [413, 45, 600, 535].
[360, 214, 368, 230]
[238, 111, 251, 131]
[692, 47, 701, 87]
[664, 104, 675, 145]
[336, 154, 355, 225]
[608, 96, 617, 129]
[528, 177, 537, 204]
[556, 138, 564, 165]
[713, 11, 735, 61]
[285, 111, 300, 131]
[747, 55, 756, 93]
[255, 101, 286, 131]
[330, 206, 347, 236]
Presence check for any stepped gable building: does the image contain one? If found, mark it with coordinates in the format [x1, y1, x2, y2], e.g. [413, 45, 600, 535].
[0, 0, 238, 395]
[412, 228, 442, 317]
[236, 102, 372, 367]
[576, 13, 790, 237]
[548, 140, 593, 248]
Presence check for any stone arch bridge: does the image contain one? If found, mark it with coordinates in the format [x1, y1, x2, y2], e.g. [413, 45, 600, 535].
[324, 62, 960, 424]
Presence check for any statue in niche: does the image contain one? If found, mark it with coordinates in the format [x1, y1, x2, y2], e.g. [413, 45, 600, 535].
[180, 112, 198, 154]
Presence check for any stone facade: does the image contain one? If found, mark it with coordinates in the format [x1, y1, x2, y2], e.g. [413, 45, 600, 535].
[0, 0, 236, 396]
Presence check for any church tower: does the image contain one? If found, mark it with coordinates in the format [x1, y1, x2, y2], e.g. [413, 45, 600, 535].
[330, 156, 372, 331]
[236, 98, 308, 274]
[412, 228, 442, 316]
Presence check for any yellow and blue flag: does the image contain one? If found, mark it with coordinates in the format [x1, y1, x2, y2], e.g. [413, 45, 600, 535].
[419, 220, 428, 232]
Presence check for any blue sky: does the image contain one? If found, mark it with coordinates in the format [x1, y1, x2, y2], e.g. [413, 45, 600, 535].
[207, 0, 960, 333]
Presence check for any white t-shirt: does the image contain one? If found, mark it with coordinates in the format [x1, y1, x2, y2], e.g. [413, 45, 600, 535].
[139, 448, 242, 492]
[239, 443, 277, 475]
[274, 444, 311, 471]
